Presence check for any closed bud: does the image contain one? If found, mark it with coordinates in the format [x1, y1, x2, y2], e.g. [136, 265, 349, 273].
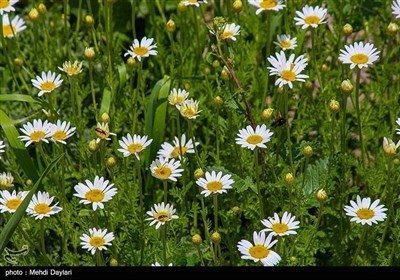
[221, 67, 230, 80]
[26, 179, 33, 186]
[110, 259, 118, 266]
[232, 0, 243, 12]
[329, 99, 340, 113]
[303, 145, 313, 158]
[394, 158, 400, 165]
[192, 234, 202, 245]
[88, 139, 100, 153]
[166, 19, 176, 32]
[305, 80, 313, 91]
[262, 108, 274, 121]
[84, 47, 96, 60]
[14, 58, 23, 66]
[341, 79, 353, 95]
[184, 82, 190, 90]
[211, 232, 221, 244]
[106, 156, 117, 168]
[29, 8, 39, 21]
[203, 66, 211, 75]
[127, 57, 136, 67]
[388, 22, 400, 35]
[38, 3, 47, 14]
[177, 1, 187, 12]
[232, 206, 241, 215]
[321, 64, 329, 73]
[277, 87, 284, 93]
[214, 96, 223, 105]
[285, 173, 294, 185]
[85, 15, 95, 26]
[194, 168, 204, 180]
[212, 60, 220, 68]
[342, 24, 353, 35]
[101, 112, 110, 123]
[317, 189, 328, 203]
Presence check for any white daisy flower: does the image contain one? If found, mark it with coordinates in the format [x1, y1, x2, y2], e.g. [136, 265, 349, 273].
[26, 191, 62, 220]
[73, 176, 117, 211]
[294, 5, 327, 29]
[0, 0, 18, 15]
[210, 23, 240, 41]
[80, 228, 115, 255]
[18, 119, 53, 147]
[157, 134, 198, 159]
[0, 190, 29, 213]
[383, 137, 400, 157]
[338, 42, 380, 70]
[182, 0, 208, 7]
[179, 98, 202, 119]
[267, 51, 309, 89]
[31, 71, 63, 97]
[168, 88, 189, 109]
[235, 124, 273, 150]
[145, 202, 179, 229]
[151, 262, 173, 266]
[118, 133, 153, 160]
[2, 14, 26, 38]
[150, 157, 184, 182]
[0, 140, 5, 155]
[50, 120, 76, 145]
[344, 195, 387, 226]
[261, 211, 300, 236]
[0, 172, 14, 189]
[124, 37, 158, 61]
[392, 0, 400, 19]
[196, 170, 234, 197]
[58, 60, 83, 76]
[237, 231, 281, 266]
[274, 34, 297, 51]
[248, 0, 286, 15]
[95, 122, 116, 144]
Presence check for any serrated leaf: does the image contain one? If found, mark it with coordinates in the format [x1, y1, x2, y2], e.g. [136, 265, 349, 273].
[302, 157, 329, 197]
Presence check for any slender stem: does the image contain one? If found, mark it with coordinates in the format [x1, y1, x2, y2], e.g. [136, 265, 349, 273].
[379, 157, 393, 248]
[254, 148, 264, 219]
[40, 219, 49, 265]
[354, 68, 366, 166]
[284, 88, 294, 173]
[262, 12, 272, 109]
[95, 250, 103, 266]
[161, 225, 167, 266]
[213, 194, 218, 231]
[135, 158, 145, 265]
[187, 120, 202, 168]
[132, 62, 143, 133]
[131, 0, 137, 38]
[88, 61, 98, 113]
[196, 244, 205, 266]
[163, 180, 168, 204]
[351, 226, 368, 266]
[63, 0, 71, 60]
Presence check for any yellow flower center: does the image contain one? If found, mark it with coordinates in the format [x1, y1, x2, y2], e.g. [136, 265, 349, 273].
[40, 81, 56, 91]
[271, 223, 289, 233]
[350, 53, 369, 64]
[96, 128, 109, 139]
[246, 135, 263, 145]
[127, 143, 144, 153]
[181, 107, 196, 118]
[30, 131, 46, 142]
[260, 0, 277, 9]
[6, 198, 22, 210]
[64, 65, 81, 76]
[89, 236, 105, 248]
[206, 181, 223, 192]
[155, 210, 170, 222]
[53, 130, 67, 141]
[34, 203, 51, 215]
[249, 245, 269, 259]
[171, 95, 185, 105]
[221, 31, 234, 40]
[85, 189, 105, 203]
[170, 146, 188, 158]
[280, 40, 292, 49]
[154, 165, 172, 180]
[304, 15, 321, 25]
[281, 69, 296, 81]
[3, 24, 15, 37]
[356, 208, 374, 220]
[0, 0, 10, 9]
[133, 46, 149, 57]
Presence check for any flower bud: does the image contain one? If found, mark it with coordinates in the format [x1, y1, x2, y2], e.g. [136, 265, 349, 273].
[88, 139, 100, 153]
[110, 259, 118, 266]
[388, 22, 399, 35]
[317, 189, 328, 203]
[85, 15, 95, 27]
[232, 0, 243, 12]
[303, 145, 313, 158]
[277, 86, 284, 93]
[38, 3, 47, 14]
[166, 19, 176, 32]
[321, 64, 328, 73]
[106, 156, 117, 168]
[221, 67, 230, 80]
[212, 60, 220, 68]
[26, 179, 33, 186]
[342, 24, 353, 35]
[177, 1, 187, 12]
[232, 206, 241, 215]
[214, 96, 224, 105]
[394, 158, 400, 165]
[285, 173, 294, 185]
[211, 232, 221, 244]
[14, 58, 23, 66]
[29, 8, 39, 21]
[262, 108, 274, 121]
[192, 234, 202, 245]
[329, 99, 340, 113]
[184, 82, 191, 90]
[305, 80, 313, 91]
[194, 168, 204, 180]
[127, 57, 136, 67]
[341, 79, 353, 95]
[203, 66, 211, 75]
[101, 112, 110, 123]
[84, 47, 96, 60]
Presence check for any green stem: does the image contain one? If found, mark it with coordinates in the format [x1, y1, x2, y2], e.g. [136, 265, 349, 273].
[161, 225, 167, 266]
[254, 148, 264, 219]
[354, 68, 366, 166]
[88, 61, 98, 113]
[379, 157, 393, 249]
[163, 179, 168, 204]
[63, 0, 71, 60]
[262, 12, 272, 109]
[132, 62, 143, 133]
[95, 250, 103, 266]
[135, 158, 145, 265]
[351, 225, 368, 266]
[196, 244, 205, 266]
[40, 219, 49, 265]
[213, 194, 218, 231]
[188, 120, 202, 168]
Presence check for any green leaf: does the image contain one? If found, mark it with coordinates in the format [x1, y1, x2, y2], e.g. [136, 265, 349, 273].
[0, 153, 64, 254]
[117, 63, 127, 92]
[302, 157, 329, 197]
[0, 94, 40, 104]
[100, 88, 112, 115]
[0, 109, 39, 181]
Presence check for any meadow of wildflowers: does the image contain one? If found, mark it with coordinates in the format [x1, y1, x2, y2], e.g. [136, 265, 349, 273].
[0, 0, 400, 267]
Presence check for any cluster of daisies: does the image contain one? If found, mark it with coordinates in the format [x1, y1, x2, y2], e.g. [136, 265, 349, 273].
[1, 0, 26, 39]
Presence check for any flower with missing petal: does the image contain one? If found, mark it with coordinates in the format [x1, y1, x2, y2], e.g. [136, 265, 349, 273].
[168, 88, 189, 109]
[248, 0, 286, 15]
[18, 119, 53, 147]
[0, 172, 14, 190]
[31, 71, 63, 97]
[344, 195, 387, 226]
[211, 23, 240, 41]
[2, 15, 26, 38]
[182, 0, 208, 7]
[157, 134, 198, 160]
[145, 202, 179, 229]
[274, 34, 297, 51]
[0, 0, 18, 15]
[179, 99, 202, 119]
[150, 157, 184, 182]
[50, 120, 76, 144]
[74, 176, 117, 211]
[58, 60, 83, 76]
[0, 190, 29, 213]
[237, 231, 281, 266]
[196, 170, 234, 197]
[124, 37, 158, 61]
[235, 124, 273, 150]
[383, 137, 400, 157]
[26, 191, 62, 219]
[261, 212, 300, 236]
[294, 5, 327, 29]
[118, 133, 153, 160]
[80, 228, 115, 255]
[95, 122, 116, 143]
[338, 42, 380, 70]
